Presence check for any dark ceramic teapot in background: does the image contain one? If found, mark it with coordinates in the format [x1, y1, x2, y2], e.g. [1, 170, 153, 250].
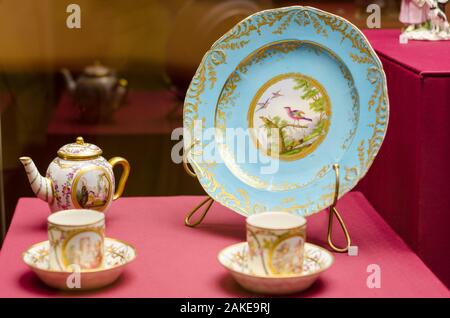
[61, 62, 128, 123]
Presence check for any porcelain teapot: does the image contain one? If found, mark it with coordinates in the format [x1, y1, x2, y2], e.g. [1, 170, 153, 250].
[61, 62, 128, 123]
[19, 137, 130, 213]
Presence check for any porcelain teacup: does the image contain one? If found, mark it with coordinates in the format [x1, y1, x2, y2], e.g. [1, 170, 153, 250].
[47, 209, 105, 271]
[246, 212, 307, 276]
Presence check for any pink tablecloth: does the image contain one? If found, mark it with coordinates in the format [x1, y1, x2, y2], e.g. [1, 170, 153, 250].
[359, 29, 450, 288]
[0, 193, 448, 297]
[363, 29, 450, 75]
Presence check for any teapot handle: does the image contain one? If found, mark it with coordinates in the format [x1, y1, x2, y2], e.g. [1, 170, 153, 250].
[108, 157, 130, 200]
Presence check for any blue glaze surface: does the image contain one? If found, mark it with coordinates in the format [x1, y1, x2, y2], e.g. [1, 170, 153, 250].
[184, 6, 389, 216]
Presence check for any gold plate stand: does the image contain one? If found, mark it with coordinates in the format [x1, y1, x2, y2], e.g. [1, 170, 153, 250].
[183, 145, 351, 253]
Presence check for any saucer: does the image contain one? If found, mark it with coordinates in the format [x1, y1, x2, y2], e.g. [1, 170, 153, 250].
[22, 237, 136, 291]
[218, 242, 333, 295]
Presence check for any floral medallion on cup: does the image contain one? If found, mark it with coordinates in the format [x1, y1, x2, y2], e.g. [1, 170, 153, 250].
[247, 226, 306, 275]
[48, 209, 105, 271]
[246, 212, 307, 276]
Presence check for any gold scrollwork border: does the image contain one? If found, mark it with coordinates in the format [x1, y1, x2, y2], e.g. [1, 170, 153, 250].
[183, 6, 389, 216]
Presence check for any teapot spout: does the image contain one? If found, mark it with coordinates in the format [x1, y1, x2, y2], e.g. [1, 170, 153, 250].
[19, 157, 54, 203]
[61, 68, 76, 94]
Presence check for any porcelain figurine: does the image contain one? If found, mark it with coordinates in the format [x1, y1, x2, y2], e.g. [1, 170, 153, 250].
[400, 0, 430, 28]
[400, 0, 450, 40]
[61, 62, 128, 123]
[19, 137, 130, 213]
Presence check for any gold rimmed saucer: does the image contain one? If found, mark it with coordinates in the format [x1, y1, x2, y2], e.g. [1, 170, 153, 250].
[218, 242, 333, 295]
[22, 237, 136, 291]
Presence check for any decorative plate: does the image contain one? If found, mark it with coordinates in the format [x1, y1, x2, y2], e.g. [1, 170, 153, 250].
[22, 237, 136, 291]
[183, 6, 388, 216]
[218, 242, 333, 294]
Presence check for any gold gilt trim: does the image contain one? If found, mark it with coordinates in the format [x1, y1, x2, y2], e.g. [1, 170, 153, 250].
[218, 242, 334, 279]
[268, 232, 306, 275]
[183, 6, 388, 216]
[57, 152, 102, 161]
[247, 72, 331, 161]
[61, 227, 105, 268]
[70, 165, 113, 211]
[48, 215, 104, 228]
[22, 238, 137, 274]
[213, 40, 356, 192]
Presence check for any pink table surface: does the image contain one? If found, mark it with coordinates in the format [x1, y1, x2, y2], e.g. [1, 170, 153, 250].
[363, 29, 450, 76]
[0, 192, 448, 298]
[359, 29, 450, 288]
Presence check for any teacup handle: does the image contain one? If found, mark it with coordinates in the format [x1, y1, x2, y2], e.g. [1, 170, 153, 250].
[108, 157, 130, 200]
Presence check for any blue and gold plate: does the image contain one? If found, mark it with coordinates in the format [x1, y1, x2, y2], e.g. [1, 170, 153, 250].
[184, 6, 388, 216]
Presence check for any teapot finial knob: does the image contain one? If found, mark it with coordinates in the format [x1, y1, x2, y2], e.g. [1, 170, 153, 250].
[76, 136, 84, 144]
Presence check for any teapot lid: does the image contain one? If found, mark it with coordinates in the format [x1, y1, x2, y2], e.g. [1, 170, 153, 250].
[57, 137, 102, 160]
[84, 62, 110, 77]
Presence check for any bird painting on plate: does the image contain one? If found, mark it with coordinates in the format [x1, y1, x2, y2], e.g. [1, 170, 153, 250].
[256, 97, 271, 112]
[271, 89, 283, 99]
[283, 106, 312, 125]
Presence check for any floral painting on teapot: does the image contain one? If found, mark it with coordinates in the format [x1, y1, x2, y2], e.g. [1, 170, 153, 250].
[46, 157, 115, 212]
[19, 136, 130, 213]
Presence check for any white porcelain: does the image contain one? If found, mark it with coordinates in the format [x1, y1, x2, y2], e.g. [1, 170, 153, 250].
[23, 238, 136, 291]
[246, 212, 306, 276]
[400, 4, 450, 41]
[218, 242, 333, 295]
[48, 209, 105, 271]
[19, 136, 130, 213]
